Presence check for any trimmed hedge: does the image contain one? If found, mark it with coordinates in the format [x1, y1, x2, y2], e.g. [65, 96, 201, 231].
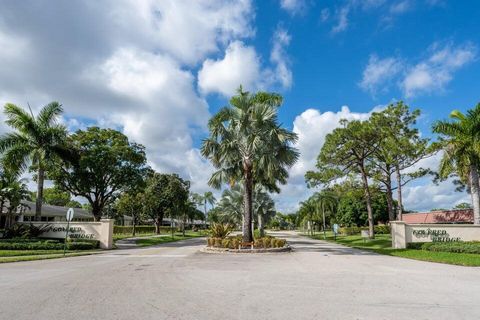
[338, 225, 391, 235]
[407, 241, 480, 254]
[0, 238, 99, 251]
[113, 225, 173, 234]
[207, 236, 287, 249]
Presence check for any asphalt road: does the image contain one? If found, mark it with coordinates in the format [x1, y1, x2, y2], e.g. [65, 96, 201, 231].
[1, 231, 479, 320]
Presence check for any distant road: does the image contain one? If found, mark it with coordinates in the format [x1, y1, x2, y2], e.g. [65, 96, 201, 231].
[0, 231, 479, 320]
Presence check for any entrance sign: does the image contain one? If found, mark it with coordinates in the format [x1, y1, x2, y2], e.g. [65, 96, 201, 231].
[391, 221, 480, 249]
[19, 219, 114, 249]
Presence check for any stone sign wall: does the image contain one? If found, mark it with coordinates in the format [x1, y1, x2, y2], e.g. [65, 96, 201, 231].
[391, 221, 480, 249]
[21, 219, 114, 249]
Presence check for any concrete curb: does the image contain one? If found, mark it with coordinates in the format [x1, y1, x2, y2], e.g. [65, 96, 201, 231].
[200, 245, 292, 254]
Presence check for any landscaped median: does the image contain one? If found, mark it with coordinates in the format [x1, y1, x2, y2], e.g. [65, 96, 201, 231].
[309, 231, 480, 267]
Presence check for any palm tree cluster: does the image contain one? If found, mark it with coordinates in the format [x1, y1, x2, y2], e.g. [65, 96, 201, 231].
[433, 103, 480, 224]
[201, 87, 299, 242]
[211, 184, 276, 237]
[298, 191, 337, 239]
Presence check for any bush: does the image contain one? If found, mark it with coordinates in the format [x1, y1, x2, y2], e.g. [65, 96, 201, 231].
[421, 241, 480, 254]
[206, 236, 287, 249]
[3, 223, 51, 239]
[68, 238, 100, 248]
[66, 242, 97, 250]
[0, 240, 63, 250]
[209, 223, 233, 239]
[338, 225, 391, 236]
[113, 225, 172, 234]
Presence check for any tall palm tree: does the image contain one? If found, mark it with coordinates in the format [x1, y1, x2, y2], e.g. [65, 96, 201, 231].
[312, 191, 338, 239]
[432, 104, 480, 224]
[202, 191, 216, 225]
[201, 87, 299, 242]
[0, 102, 67, 221]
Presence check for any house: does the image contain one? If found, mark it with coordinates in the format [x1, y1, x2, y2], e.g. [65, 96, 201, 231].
[401, 209, 473, 224]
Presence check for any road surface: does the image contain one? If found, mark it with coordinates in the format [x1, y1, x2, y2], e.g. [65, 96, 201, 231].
[0, 231, 479, 320]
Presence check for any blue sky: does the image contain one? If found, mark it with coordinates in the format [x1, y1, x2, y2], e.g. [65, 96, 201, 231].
[0, 0, 478, 212]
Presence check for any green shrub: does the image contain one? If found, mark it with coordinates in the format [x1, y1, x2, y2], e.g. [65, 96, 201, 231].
[209, 223, 233, 239]
[66, 242, 97, 250]
[422, 241, 480, 254]
[0, 241, 63, 250]
[113, 225, 172, 234]
[3, 223, 51, 239]
[407, 242, 425, 249]
[338, 225, 390, 236]
[68, 238, 100, 248]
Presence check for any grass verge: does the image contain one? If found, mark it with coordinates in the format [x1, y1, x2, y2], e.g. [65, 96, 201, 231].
[135, 231, 204, 247]
[0, 250, 100, 263]
[309, 232, 480, 267]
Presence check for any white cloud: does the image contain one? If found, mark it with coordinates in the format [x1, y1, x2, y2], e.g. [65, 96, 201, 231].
[274, 106, 373, 212]
[0, 0, 256, 196]
[360, 43, 477, 98]
[402, 43, 477, 97]
[332, 6, 350, 34]
[389, 0, 412, 14]
[280, 0, 307, 15]
[198, 41, 262, 97]
[360, 55, 403, 94]
[269, 28, 292, 89]
[198, 29, 293, 97]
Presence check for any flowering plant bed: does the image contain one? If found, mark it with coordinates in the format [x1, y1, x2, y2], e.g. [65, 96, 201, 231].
[204, 236, 290, 253]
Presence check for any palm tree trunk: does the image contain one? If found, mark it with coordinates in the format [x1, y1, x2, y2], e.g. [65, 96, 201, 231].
[258, 213, 264, 237]
[395, 164, 403, 221]
[242, 165, 254, 243]
[469, 165, 480, 224]
[35, 167, 45, 221]
[359, 164, 375, 239]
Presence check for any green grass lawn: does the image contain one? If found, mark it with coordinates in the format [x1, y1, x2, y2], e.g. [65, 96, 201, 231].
[0, 250, 100, 263]
[135, 231, 205, 247]
[309, 232, 480, 267]
[113, 233, 157, 241]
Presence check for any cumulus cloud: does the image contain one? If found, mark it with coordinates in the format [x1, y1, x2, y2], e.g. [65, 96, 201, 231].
[0, 0, 257, 195]
[198, 29, 293, 97]
[274, 106, 373, 212]
[198, 41, 262, 97]
[360, 42, 477, 98]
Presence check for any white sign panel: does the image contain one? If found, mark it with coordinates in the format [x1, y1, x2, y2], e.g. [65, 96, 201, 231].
[66, 208, 75, 222]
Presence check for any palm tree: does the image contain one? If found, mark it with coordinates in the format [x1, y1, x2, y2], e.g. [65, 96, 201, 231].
[201, 87, 299, 242]
[216, 185, 244, 226]
[312, 191, 338, 239]
[253, 187, 276, 237]
[0, 102, 67, 221]
[0, 170, 29, 229]
[432, 104, 480, 224]
[298, 198, 317, 236]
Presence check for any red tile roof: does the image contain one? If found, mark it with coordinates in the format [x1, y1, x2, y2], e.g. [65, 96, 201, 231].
[402, 209, 473, 224]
